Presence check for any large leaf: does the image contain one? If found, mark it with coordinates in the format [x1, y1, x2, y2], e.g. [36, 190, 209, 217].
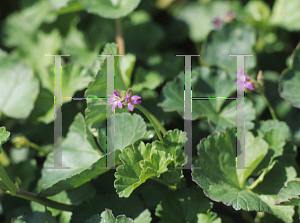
[155, 187, 221, 223]
[269, 0, 300, 31]
[79, 0, 141, 19]
[0, 54, 39, 119]
[114, 141, 173, 198]
[201, 23, 256, 78]
[158, 67, 256, 131]
[279, 43, 300, 109]
[276, 180, 300, 205]
[84, 209, 133, 223]
[38, 113, 120, 197]
[98, 113, 147, 152]
[191, 127, 294, 222]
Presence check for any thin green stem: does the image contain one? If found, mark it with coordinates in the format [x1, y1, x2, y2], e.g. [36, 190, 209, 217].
[261, 93, 277, 120]
[150, 177, 176, 190]
[16, 188, 76, 212]
[0, 161, 76, 211]
[0, 161, 17, 195]
[135, 104, 165, 143]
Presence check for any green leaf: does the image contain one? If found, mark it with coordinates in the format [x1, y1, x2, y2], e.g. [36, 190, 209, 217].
[201, 23, 256, 78]
[243, 0, 271, 23]
[119, 54, 136, 88]
[158, 67, 256, 131]
[131, 67, 164, 92]
[153, 129, 187, 167]
[133, 209, 152, 223]
[0, 55, 39, 119]
[85, 209, 134, 223]
[276, 180, 300, 205]
[192, 127, 269, 209]
[114, 141, 173, 197]
[98, 113, 147, 152]
[49, 0, 71, 10]
[62, 17, 99, 68]
[13, 209, 57, 223]
[269, 0, 300, 31]
[79, 0, 141, 19]
[155, 187, 216, 223]
[0, 127, 10, 153]
[279, 43, 300, 109]
[259, 195, 294, 223]
[38, 113, 120, 197]
[71, 193, 144, 222]
[3, 1, 56, 47]
[174, 1, 236, 42]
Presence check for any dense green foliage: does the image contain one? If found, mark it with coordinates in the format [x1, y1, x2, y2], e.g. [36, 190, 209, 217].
[0, 0, 300, 222]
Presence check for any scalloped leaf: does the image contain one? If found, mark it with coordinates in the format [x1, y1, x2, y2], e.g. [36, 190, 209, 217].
[114, 141, 172, 198]
[158, 67, 255, 131]
[79, 0, 141, 19]
[276, 180, 300, 206]
[155, 187, 221, 223]
[191, 127, 294, 222]
[38, 113, 121, 197]
[84, 209, 133, 223]
[279, 43, 300, 109]
[98, 113, 147, 152]
[201, 23, 256, 78]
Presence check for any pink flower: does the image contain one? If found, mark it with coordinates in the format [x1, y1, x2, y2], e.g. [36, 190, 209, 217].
[107, 90, 123, 112]
[125, 93, 141, 111]
[236, 67, 254, 92]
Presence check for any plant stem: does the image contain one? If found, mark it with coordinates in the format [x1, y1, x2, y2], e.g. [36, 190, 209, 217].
[135, 104, 165, 143]
[115, 18, 125, 55]
[0, 161, 76, 211]
[0, 161, 17, 195]
[150, 177, 176, 190]
[16, 188, 76, 212]
[261, 93, 277, 120]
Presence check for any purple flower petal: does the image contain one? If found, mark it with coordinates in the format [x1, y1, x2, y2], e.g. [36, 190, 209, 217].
[107, 97, 115, 103]
[238, 85, 244, 92]
[112, 101, 118, 111]
[133, 100, 141, 105]
[118, 101, 123, 109]
[113, 90, 120, 97]
[131, 95, 141, 100]
[236, 80, 244, 85]
[128, 103, 133, 111]
[246, 83, 254, 90]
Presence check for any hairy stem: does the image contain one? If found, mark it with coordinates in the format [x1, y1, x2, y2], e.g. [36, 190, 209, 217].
[115, 18, 125, 55]
[135, 104, 165, 143]
[0, 161, 17, 195]
[261, 93, 277, 120]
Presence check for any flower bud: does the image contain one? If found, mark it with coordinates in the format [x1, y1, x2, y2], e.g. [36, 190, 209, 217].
[12, 136, 29, 149]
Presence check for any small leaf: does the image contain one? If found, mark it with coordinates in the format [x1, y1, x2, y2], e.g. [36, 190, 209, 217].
[12, 209, 57, 223]
[279, 43, 300, 108]
[79, 0, 141, 19]
[0, 127, 10, 153]
[84, 209, 134, 223]
[98, 113, 147, 152]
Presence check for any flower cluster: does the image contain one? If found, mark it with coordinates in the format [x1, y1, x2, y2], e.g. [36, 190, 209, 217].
[212, 12, 236, 29]
[107, 89, 141, 112]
